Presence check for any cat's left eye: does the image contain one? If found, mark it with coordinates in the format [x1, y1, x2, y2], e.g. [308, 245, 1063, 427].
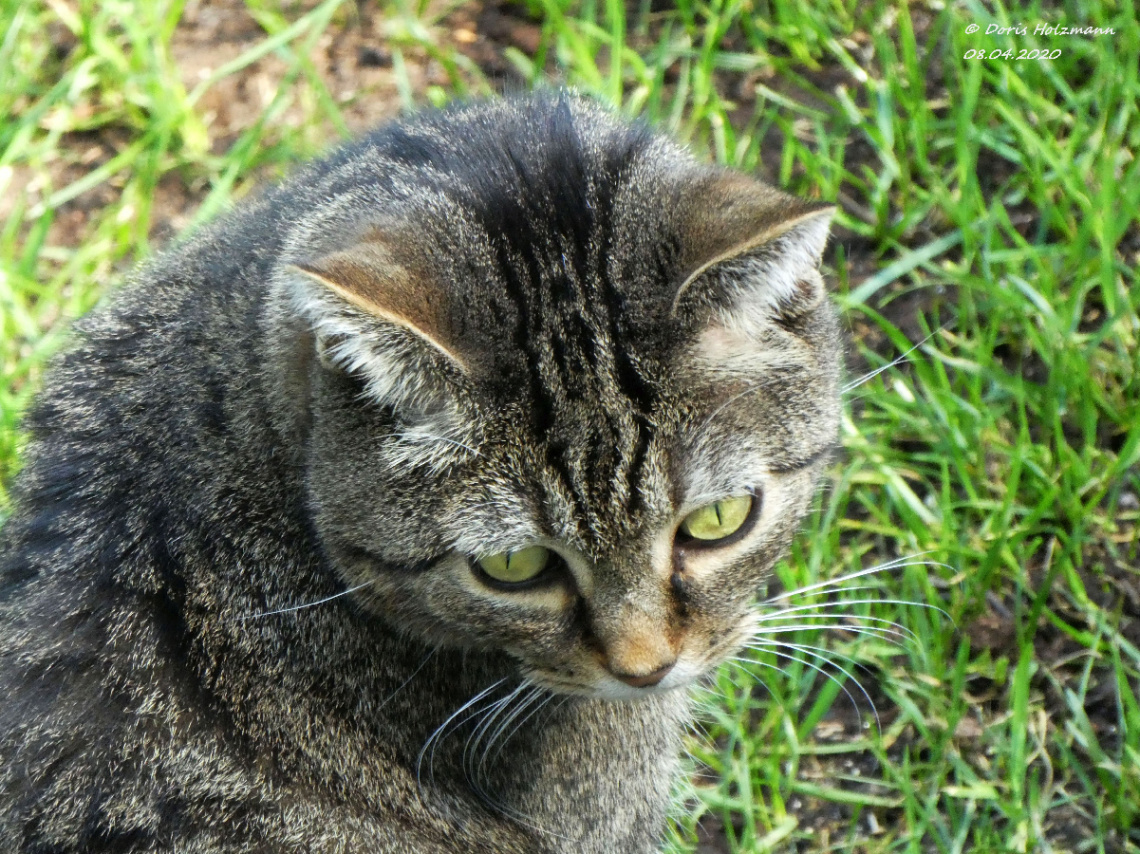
[475, 546, 552, 588]
[676, 494, 755, 546]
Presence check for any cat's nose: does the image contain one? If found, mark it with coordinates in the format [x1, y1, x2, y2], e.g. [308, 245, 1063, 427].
[610, 661, 676, 688]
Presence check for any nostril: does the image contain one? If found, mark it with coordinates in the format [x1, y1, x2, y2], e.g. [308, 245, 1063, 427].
[611, 661, 676, 688]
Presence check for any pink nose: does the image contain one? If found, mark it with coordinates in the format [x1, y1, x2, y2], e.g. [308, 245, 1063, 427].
[610, 661, 675, 688]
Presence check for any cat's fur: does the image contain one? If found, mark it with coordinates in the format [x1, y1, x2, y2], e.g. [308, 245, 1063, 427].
[0, 93, 840, 852]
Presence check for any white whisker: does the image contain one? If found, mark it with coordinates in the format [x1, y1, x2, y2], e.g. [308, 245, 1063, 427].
[758, 599, 921, 629]
[762, 555, 946, 603]
[464, 682, 529, 788]
[699, 385, 759, 433]
[450, 684, 570, 842]
[416, 678, 507, 799]
[753, 609, 919, 645]
[749, 623, 910, 648]
[761, 596, 951, 626]
[746, 640, 881, 730]
[733, 643, 881, 732]
[241, 579, 376, 620]
[746, 639, 880, 676]
[398, 431, 481, 457]
[484, 687, 551, 775]
[687, 714, 715, 746]
[841, 325, 946, 394]
[376, 650, 436, 713]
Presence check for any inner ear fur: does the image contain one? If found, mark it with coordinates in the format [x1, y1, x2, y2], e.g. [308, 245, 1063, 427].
[671, 171, 835, 317]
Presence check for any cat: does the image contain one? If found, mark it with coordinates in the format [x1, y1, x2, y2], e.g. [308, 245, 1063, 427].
[0, 92, 840, 853]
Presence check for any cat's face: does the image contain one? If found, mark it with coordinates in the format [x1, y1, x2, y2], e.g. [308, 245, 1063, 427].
[273, 96, 841, 699]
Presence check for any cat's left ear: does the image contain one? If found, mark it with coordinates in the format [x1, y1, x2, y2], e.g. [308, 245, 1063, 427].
[670, 172, 835, 325]
[284, 234, 467, 419]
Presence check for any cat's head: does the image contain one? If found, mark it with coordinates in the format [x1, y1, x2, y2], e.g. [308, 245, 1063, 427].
[270, 95, 841, 699]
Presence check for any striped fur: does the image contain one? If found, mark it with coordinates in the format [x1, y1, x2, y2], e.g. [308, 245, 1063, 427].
[0, 93, 841, 853]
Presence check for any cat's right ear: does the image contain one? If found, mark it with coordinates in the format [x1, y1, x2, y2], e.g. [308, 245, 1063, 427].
[283, 235, 468, 420]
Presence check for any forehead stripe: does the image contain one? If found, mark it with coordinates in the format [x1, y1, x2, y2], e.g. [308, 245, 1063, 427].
[491, 237, 593, 525]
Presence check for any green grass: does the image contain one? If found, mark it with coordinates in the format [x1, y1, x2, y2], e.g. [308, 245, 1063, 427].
[2, 0, 1138, 851]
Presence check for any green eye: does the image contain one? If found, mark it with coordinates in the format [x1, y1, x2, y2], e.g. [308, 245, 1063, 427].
[678, 495, 754, 542]
[476, 546, 551, 585]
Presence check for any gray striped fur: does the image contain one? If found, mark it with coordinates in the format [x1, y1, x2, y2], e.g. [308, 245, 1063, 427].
[0, 93, 841, 852]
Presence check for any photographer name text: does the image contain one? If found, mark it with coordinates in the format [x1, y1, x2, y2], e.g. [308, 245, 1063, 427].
[966, 23, 1116, 36]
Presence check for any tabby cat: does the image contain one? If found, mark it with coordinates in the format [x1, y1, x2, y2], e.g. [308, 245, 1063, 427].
[0, 92, 840, 853]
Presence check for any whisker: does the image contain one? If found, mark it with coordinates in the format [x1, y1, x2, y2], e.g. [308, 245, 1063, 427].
[696, 381, 769, 435]
[465, 683, 531, 790]
[768, 583, 887, 600]
[686, 716, 716, 748]
[416, 678, 507, 800]
[841, 325, 946, 394]
[397, 431, 482, 457]
[427, 689, 504, 793]
[376, 650, 436, 713]
[463, 684, 526, 789]
[755, 608, 914, 635]
[757, 601, 921, 631]
[750, 636, 879, 673]
[753, 614, 917, 646]
[455, 685, 571, 842]
[471, 688, 571, 841]
[732, 643, 881, 732]
[748, 623, 910, 648]
[746, 639, 882, 677]
[726, 655, 786, 687]
[746, 640, 881, 730]
[760, 596, 952, 626]
[241, 579, 376, 620]
[762, 555, 947, 603]
[484, 687, 552, 776]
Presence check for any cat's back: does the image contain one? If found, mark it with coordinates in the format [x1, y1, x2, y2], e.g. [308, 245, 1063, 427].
[0, 109, 359, 853]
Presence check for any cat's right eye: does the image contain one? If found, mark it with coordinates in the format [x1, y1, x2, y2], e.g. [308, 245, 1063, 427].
[475, 546, 553, 588]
